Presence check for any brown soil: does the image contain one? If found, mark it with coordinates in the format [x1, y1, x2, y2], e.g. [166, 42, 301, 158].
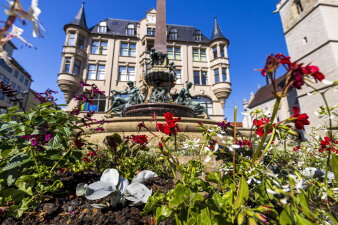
[1, 172, 175, 225]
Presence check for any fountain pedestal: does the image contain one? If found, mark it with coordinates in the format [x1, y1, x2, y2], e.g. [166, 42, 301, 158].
[123, 103, 194, 117]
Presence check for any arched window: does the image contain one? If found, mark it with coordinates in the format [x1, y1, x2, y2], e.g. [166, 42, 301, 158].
[194, 31, 202, 42]
[169, 28, 177, 40]
[126, 24, 135, 35]
[81, 94, 106, 112]
[197, 96, 213, 115]
[98, 21, 107, 33]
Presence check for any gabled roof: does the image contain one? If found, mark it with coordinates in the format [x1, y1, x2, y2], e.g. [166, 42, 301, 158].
[211, 16, 226, 41]
[247, 76, 288, 108]
[67, 2, 87, 30]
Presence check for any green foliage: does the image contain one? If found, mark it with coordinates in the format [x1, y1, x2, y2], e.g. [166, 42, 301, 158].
[0, 103, 88, 217]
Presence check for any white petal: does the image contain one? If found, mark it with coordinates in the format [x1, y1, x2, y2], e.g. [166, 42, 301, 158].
[100, 169, 119, 186]
[322, 79, 333, 85]
[204, 156, 212, 163]
[131, 170, 158, 184]
[267, 189, 277, 195]
[85, 181, 116, 200]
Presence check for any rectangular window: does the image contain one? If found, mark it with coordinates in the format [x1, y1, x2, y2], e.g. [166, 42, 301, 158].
[11, 82, 16, 89]
[97, 65, 106, 80]
[119, 66, 135, 81]
[68, 33, 76, 46]
[0, 74, 10, 85]
[73, 60, 81, 76]
[193, 71, 200, 85]
[14, 70, 19, 78]
[167, 47, 181, 60]
[214, 69, 220, 83]
[120, 43, 136, 57]
[77, 35, 85, 49]
[87, 64, 105, 80]
[174, 47, 181, 60]
[64, 57, 71, 73]
[296, 0, 303, 14]
[24, 79, 28, 86]
[176, 70, 182, 84]
[167, 48, 173, 60]
[19, 74, 24, 82]
[201, 71, 207, 85]
[99, 26, 107, 33]
[193, 49, 206, 62]
[220, 45, 225, 57]
[91, 41, 107, 55]
[17, 86, 21, 93]
[147, 28, 155, 36]
[88, 65, 97, 80]
[0, 59, 12, 73]
[213, 47, 218, 59]
[222, 68, 227, 82]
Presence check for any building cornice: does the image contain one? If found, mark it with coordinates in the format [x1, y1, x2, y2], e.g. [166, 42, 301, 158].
[294, 40, 338, 62]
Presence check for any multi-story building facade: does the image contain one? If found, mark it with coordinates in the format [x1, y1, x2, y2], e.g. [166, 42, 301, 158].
[276, 0, 338, 131]
[0, 41, 33, 113]
[243, 0, 338, 134]
[58, 3, 232, 121]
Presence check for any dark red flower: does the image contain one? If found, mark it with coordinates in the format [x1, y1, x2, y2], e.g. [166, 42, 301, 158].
[158, 142, 163, 149]
[302, 65, 325, 82]
[131, 135, 148, 146]
[319, 137, 337, 154]
[74, 138, 85, 150]
[291, 106, 310, 130]
[256, 53, 291, 76]
[253, 118, 271, 137]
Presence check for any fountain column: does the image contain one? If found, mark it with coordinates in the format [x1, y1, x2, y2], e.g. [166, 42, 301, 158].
[154, 0, 167, 54]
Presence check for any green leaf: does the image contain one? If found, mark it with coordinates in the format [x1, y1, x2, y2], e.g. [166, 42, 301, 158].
[298, 193, 314, 220]
[331, 154, 338, 183]
[248, 217, 257, 225]
[141, 190, 165, 216]
[295, 213, 315, 225]
[15, 175, 35, 195]
[169, 184, 187, 209]
[206, 172, 222, 184]
[1, 153, 32, 186]
[237, 212, 245, 225]
[279, 208, 292, 225]
[233, 176, 249, 209]
[155, 205, 172, 225]
[324, 211, 338, 224]
[197, 208, 211, 225]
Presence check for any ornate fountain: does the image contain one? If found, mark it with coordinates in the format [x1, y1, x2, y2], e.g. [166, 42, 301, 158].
[106, 0, 208, 119]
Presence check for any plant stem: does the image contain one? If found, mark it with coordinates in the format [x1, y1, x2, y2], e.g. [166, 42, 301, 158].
[251, 97, 281, 165]
[233, 106, 237, 176]
[50, 147, 72, 173]
[162, 138, 179, 168]
[256, 128, 276, 164]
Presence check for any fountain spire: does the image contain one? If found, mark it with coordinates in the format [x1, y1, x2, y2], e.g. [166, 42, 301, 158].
[154, 0, 167, 54]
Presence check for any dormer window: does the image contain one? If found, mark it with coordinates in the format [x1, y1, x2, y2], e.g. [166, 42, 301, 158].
[295, 0, 303, 14]
[194, 31, 202, 42]
[98, 21, 107, 33]
[169, 28, 177, 40]
[127, 24, 135, 35]
[147, 27, 155, 36]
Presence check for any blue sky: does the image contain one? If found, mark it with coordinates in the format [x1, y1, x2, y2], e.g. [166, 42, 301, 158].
[4, 0, 287, 121]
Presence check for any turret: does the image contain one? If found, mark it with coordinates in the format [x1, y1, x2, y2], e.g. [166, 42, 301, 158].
[210, 16, 231, 108]
[58, 2, 89, 103]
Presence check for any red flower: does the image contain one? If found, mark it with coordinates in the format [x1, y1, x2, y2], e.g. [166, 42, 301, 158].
[291, 106, 310, 130]
[131, 135, 148, 146]
[253, 118, 270, 137]
[319, 137, 337, 154]
[156, 112, 181, 136]
[158, 142, 163, 149]
[302, 65, 325, 82]
[293, 146, 301, 152]
[256, 53, 291, 76]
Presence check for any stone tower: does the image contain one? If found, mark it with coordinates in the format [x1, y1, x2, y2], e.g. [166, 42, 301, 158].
[277, 0, 338, 131]
[58, 2, 88, 103]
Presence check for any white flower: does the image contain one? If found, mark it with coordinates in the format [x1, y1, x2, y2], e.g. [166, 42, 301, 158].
[10, 24, 32, 47]
[267, 189, 277, 195]
[280, 198, 288, 204]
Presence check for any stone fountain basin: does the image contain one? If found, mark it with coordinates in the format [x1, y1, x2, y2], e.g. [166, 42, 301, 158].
[122, 103, 194, 117]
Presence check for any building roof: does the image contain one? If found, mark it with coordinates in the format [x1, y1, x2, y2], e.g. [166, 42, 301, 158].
[67, 2, 87, 30]
[89, 19, 138, 37]
[89, 18, 210, 43]
[247, 76, 287, 108]
[211, 16, 227, 41]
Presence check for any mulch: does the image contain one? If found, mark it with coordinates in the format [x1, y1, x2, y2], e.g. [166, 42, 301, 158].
[1, 172, 175, 225]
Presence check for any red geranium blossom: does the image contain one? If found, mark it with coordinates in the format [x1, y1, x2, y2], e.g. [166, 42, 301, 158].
[302, 65, 325, 82]
[131, 135, 148, 146]
[253, 118, 271, 137]
[156, 112, 181, 136]
[291, 106, 310, 130]
[293, 146, 301, 152]
[319, 137, 337, 154]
